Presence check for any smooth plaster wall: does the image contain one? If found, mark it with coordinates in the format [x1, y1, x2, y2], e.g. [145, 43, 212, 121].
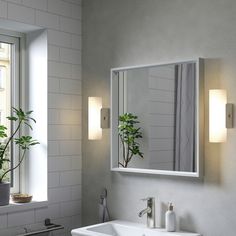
[82, 1, 236, 236]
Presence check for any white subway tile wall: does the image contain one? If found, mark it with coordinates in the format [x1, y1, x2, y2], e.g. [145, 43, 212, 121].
[0, 0, 82, 235]
[8, 3, 35, 24]
[48, 0, 72, 17]
[35, 10, 60, 29]
[22, 0, 48, 11]
[8, 210, 35, 227]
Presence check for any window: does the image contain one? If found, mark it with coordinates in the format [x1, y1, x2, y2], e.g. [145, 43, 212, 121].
[0, 34, 20, 193]
[0, 27, 47, 205]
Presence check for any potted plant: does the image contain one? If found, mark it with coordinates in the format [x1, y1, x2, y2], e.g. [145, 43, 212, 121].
[0, 108, 39, 206]
[118, 113, 143, 168]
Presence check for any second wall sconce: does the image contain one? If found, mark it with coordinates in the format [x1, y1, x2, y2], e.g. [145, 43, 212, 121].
[209, 89, 233, 143]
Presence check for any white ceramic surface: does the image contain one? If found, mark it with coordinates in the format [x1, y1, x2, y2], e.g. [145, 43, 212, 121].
[71, 220, 201, 236]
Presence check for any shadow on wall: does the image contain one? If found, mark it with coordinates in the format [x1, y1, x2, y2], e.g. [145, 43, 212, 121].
[179, 213, 198, 233]
[204, 58, 225, 187]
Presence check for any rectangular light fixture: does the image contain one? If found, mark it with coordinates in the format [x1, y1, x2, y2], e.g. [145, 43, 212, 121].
[209, 89, 233, 143]
[88, 97, 102, 140]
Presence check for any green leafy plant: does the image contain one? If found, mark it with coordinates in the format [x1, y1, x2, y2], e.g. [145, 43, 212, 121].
[0, 108, 39, 183]
[118, 113, 143, 168]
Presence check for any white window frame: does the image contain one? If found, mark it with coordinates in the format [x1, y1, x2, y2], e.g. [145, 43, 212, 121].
[0, 33, 20, 193]
[0, 26, 47, 209]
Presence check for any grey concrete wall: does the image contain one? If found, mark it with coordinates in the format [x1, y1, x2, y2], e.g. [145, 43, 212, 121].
[82, 1, 236, 235]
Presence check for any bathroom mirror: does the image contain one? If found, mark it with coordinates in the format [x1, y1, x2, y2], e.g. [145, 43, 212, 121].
[111, 59, 204, 177]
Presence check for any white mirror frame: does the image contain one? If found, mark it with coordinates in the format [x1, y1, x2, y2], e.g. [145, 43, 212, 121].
[110, 58, 204, 177]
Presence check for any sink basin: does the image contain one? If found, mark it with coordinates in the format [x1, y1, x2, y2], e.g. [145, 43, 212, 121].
[71, 220, 201, 236]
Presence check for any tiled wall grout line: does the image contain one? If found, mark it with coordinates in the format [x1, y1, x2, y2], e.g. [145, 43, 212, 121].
[3, 0, 82, 21]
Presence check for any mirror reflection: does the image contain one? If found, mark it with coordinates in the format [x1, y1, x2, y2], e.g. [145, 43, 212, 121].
[112, 60, 200, 174]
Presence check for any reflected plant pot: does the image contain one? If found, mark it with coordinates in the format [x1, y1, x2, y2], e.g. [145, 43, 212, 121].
[0, 182, 10, 206]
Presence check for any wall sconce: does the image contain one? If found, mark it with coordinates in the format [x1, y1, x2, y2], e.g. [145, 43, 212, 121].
[209, 89, 233, 143]
[88, 97, 110, 140]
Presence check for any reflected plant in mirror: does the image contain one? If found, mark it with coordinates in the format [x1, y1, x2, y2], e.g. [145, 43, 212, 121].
[118, 113, 143, 168]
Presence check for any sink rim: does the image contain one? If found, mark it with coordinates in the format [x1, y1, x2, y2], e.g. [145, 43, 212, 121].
[71, 220, 201, 236]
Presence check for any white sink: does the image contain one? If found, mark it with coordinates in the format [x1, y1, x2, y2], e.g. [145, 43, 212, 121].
[71, 220, 201, 236]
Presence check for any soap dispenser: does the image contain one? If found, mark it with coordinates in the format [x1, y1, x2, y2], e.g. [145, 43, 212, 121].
[165, 202, 176, 232]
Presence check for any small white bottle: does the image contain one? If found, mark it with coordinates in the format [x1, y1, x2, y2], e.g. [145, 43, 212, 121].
[165, 202, 176, 232]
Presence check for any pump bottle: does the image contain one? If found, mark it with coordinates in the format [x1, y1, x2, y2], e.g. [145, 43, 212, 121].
[165, 202, 176, 232]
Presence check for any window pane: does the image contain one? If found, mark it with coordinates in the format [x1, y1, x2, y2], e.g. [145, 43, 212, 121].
[0, 42, 11, 183]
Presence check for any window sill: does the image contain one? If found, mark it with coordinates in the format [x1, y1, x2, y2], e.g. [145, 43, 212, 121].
[0, 200, 48, 214]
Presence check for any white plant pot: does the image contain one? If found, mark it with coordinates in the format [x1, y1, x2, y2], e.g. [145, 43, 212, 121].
[0, 182, 10, 206]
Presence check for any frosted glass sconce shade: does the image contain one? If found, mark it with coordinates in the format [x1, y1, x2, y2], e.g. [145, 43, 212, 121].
[88, 97, 102, 140]
[209, 90, 227, 142]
